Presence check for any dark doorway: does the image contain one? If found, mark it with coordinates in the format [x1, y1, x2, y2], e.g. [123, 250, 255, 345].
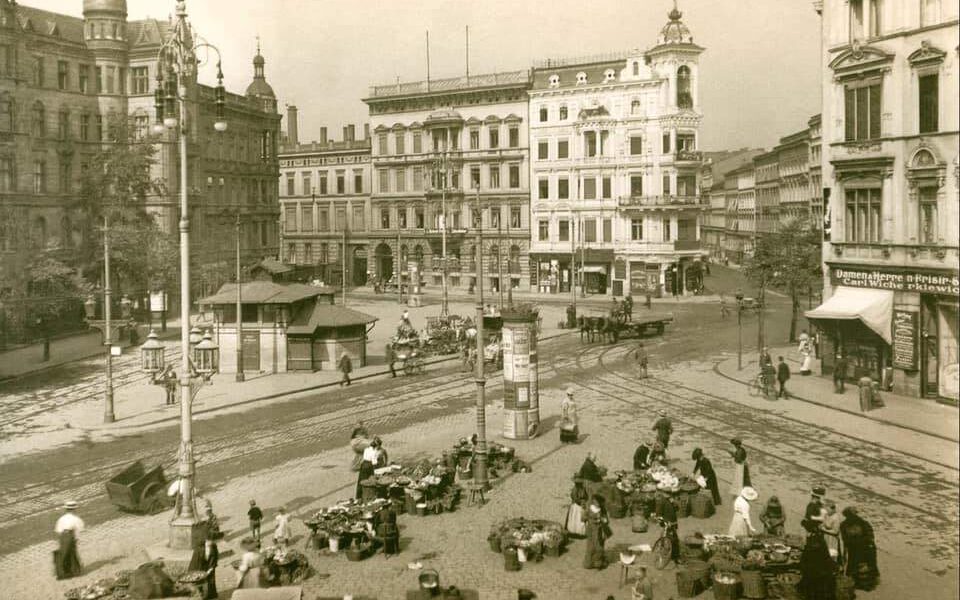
[353, 246, 368, 286]
[375, 243, 393, 283]
[241, 330, 260, 372]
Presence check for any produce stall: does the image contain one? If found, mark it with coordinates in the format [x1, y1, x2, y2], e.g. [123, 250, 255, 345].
[579, 465, 708, 521]
[423, 315, 471, 355]
[672, 533, 807, 599]
[486, 518, 568, 570]
[444, 438, 527, 481]
[303, 497, 394, 557]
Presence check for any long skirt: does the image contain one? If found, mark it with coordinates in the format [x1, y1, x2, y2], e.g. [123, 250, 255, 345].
[728, 514, 751, 538]
[800, 354, 813, 375]
[356, 461, 375, 499]
[565, 503, 586, 537]
[729, 462, 751, 497]
[54, 530, 82, 580]
[582, 524, 606, 569]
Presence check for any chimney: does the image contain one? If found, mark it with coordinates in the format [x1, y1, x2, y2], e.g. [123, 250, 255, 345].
[364, 123, 370, 140]
[342, 126, 350, 142]
[348, 124, 356, 141]
[286, 105, 299, 146]
[319, 127, 328, 145]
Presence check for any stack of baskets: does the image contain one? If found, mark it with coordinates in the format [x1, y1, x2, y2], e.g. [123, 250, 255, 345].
[712, 572, 741, 600]
[740, 568, 767, 599]
[690, 491, 715, 519]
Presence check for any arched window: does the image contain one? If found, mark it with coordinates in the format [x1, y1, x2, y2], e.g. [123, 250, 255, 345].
[32, 101, 45, 137]
[677, 66, 692, 108]
[0, 93, 12, 132]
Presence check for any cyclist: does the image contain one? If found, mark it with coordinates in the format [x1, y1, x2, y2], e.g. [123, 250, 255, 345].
[657, 495, 681, 565]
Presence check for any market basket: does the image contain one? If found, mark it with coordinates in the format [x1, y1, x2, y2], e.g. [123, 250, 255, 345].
[418, 569, 440, 592]
[741, 568, 766, 599]
[686, 559, 712, 589]
[712, 572, 741, 600]
[690, 492, 715, 519]
[676, 568, 705, 598]
[775, 571, 802, 600]
[675, 492, 692, 518]
[503, 547, 521, 571]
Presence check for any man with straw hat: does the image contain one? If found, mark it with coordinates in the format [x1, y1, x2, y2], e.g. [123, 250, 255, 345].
[54, 500, 84, 579]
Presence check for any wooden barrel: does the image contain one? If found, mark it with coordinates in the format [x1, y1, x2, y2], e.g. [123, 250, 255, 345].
[741, 569, 766, 599]
[712, 573, 741, 600]
[686, 559, 712, 589]
[690, 492, 715, 519]
[360, 481, 381, 502]
[676, 569, 703, 598]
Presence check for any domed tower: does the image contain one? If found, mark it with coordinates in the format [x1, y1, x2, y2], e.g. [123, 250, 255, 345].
[647, 1, 704, 112]
[245, 40, 277, 114]
[83, 0, 129, 118]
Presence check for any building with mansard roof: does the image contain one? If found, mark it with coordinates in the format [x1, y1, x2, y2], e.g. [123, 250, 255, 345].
[0, 0, 280, 342]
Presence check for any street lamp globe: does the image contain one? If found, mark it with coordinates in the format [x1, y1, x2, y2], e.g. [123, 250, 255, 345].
[193, 330, 219, 377]
[140, 330, 165, 374]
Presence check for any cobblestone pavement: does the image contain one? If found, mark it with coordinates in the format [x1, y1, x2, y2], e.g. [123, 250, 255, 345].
[1, 296, 956, 599]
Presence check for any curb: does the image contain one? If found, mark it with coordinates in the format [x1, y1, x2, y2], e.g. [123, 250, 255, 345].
[80, 328, 578, 432]
[711, 360, 959, 444]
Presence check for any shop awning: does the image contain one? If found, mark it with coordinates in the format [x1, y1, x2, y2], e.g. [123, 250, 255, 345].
[579, 266, 607, 274]
[805, 286, 894, 344]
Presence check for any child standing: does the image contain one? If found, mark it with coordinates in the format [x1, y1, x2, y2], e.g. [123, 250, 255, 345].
[247, 500, 263, 543]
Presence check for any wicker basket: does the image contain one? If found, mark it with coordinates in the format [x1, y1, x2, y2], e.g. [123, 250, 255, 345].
[741, 568, 767, 599]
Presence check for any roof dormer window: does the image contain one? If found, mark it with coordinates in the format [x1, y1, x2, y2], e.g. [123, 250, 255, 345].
[548, 74, 560, 88]
[576, 72, 587, 85]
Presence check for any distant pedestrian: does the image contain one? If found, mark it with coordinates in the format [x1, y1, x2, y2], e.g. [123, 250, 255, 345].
[644, 293, 652, 309]
[759, 346, 773, 369]
[840, 507, 879, 590]
[187, 531, 220, 599]
[692, 448, 721, 506]
[633, 441, 652, 471]
[247, 500, 263, 543]
[560, 388, 579, 443]
[273, 507, 291, 547]
[652, 410, 673, 448]
[633, 342, 649, 379]
[798, 519, 836, 599]
[385, 343, 396, 377]
[776, 356, 790, 398]
[338, 352, 352, 386]
[798, 332, 814, 375]
[162, 365, 177, 405]
[720, 294, 730, 319]
[624, 295, 634, 321]
[805, 485, 826, 523]
[54, 501, 84, 580]
[833, 354, 848, 393]
[821, 500, 842, 561]
[727, 438, 752, 498]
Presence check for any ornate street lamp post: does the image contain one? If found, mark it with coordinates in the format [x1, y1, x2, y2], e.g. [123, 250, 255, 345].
[151, 0, 227, 550]
[736, 289, 744, 371]
[472, 185, 489, 489]
[429, 151, 452, 319]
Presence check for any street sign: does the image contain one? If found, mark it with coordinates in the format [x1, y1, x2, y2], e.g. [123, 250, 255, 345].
[111, 345, 122, 356]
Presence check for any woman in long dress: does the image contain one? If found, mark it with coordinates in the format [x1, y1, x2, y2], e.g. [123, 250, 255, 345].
[235, 538, 265, 589]
[559, 388, 579, 443]
[565, 479, 589, 537]
[273, 507, 292, 546]
[692, 448, 721, 506]
[728, 487, 758, 537]
[799, 520, 837, 600]
[820, 500, 842, 561]
[582, 495, 611, 569]
[727, 438, 752, 498]
[840, 507, 879, 590]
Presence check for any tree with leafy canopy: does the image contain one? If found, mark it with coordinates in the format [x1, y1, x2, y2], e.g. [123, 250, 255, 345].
[77, 114, 179, 294]
[744, 217, 822, 344]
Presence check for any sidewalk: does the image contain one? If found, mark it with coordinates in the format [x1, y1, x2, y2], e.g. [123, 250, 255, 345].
[714, 344, 959, 443]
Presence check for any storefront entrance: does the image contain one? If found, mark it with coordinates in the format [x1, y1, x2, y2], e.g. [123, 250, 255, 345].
[374, 243, 393, 283]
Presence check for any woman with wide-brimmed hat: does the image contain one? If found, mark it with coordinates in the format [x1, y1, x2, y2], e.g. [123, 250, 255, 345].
[726, 438, 752, 498]
[728, 487, 758, 537]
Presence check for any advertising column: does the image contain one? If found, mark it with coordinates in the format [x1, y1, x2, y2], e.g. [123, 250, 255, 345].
[501, 310, 540, 439]
[407, 261, 422, 307]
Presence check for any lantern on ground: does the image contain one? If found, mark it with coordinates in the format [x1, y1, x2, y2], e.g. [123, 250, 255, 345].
[140, 330, 165, 374]
[193, 330, 219, 378]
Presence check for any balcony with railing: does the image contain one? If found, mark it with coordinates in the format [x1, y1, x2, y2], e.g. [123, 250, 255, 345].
[618, 195, 704, 209]
[675, 149, 704, 163]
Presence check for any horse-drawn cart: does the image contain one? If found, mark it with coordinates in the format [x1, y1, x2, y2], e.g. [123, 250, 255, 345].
[578, 312, 674, 343]
[105, 460, 173, 514]
[392, 339, 425, 375]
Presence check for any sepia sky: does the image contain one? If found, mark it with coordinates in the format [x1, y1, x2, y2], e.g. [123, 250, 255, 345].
[38, 0, 822, 151]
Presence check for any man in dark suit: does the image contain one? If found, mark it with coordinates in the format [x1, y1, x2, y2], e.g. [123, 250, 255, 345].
[188, 532, 219, 599]
[776, 356, 791, 398]
[834, 354, 848, 393]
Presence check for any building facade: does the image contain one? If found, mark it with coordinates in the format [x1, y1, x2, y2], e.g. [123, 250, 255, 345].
[362, 71, 532, 295]
[775, 128, 812, 225]
[528, 6, 706, 298]
[0, 0, 281, 312]
[699, 148, 764, 260]
[811, 0, 959, 403]
[277, 112, 372, 288]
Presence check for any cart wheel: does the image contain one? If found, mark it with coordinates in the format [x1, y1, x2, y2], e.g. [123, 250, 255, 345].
[146, 495, 167, 515]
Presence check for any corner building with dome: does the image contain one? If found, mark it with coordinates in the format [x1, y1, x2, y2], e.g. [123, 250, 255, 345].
[0, 0, 281, 327]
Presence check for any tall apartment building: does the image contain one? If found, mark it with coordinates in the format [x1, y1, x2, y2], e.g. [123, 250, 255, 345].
[775, 128, 812, 225]
[699, 148, 763, 260]
[808, 0, 958, 403]
[363, 71, 531, 293]
[0, 0, 280, 312]
[528, 5, 706, 298]
[808, 114, 824, 229]
[754, 150, 779, 237]
[277, 112, 371, 287]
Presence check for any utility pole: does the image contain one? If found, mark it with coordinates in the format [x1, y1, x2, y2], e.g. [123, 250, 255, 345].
[580, 215, 586, 297]
[397, 220, 402, 304]
[439, 152, 449, 318]
[234, 213, 244, 382]
[497, 220, 504, 311]
[103, 215, 115, 423]
[736, 289, 744, 371]
[570, 208, 576, 315]
[342, 226, 348, 306]
[472, 185, 489, 488]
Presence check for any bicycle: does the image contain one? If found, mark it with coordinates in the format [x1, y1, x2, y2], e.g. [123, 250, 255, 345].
[749, 371, 774, 398]
[651, 517, 677, 570]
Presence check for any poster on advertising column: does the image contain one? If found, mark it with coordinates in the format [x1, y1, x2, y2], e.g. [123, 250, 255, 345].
[501, 327, 514, 382]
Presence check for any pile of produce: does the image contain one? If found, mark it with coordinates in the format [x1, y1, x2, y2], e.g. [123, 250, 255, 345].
[304, 498, 392, 540]
[487, 518, 567, 559]
[262, 545, 312, 584]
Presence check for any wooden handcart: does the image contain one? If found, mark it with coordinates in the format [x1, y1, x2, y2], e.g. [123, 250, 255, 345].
[105, 460, 172, 515]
